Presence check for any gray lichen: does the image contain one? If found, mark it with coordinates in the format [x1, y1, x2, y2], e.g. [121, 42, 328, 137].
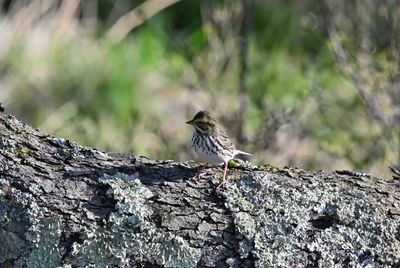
[0, 185, 62, 267]
[71, 172, 202, 268]
[224, 171, 400, 267]
[0, 229, 26, 263]
[0, 136, 17, 151]
[25, 216, 62, 268]
[48, 137, 69, 147]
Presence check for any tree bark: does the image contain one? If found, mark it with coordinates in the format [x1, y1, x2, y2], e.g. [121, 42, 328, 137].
[0, 110, 399, 268]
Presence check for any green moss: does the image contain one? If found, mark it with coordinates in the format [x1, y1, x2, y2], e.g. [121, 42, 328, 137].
[20, 146, 28, 155]
[261, 163, 280, 173]
[228, 159, 240, 168]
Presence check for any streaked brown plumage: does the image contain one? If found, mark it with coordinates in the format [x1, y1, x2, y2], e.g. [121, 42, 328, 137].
[186, 111, 251, 187]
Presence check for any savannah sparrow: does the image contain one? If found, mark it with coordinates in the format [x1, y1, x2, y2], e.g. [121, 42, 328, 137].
[186, 111, 252, 187]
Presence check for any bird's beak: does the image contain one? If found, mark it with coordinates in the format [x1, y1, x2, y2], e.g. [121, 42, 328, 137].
[186, 119, 194, 125]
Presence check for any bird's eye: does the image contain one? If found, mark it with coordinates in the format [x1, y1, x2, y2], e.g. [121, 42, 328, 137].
[198, 122, 208, 130]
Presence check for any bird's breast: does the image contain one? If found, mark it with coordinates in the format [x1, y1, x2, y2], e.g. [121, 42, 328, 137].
[191, 134, 230, 165]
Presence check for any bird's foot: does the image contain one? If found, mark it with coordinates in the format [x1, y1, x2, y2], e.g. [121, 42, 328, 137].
[216, 179, 227, 188]
[194, 171, 203, 180]
[193, 164, 208, 180]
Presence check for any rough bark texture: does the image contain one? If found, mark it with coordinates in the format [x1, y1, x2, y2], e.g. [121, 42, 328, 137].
[0, 110, 399, 268]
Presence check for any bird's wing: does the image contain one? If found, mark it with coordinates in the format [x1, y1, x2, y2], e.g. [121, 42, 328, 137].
[215, 129, 235, 153]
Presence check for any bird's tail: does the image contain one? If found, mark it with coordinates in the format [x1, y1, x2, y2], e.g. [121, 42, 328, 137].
[234, 149, 252, 157]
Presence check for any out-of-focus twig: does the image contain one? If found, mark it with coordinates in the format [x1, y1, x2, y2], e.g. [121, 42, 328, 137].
[56, 0, 81, 38]
[238, 0, 251, 143]
[324, 0, 400, 161]
[10, 0, 55, 33]
[107, 0, 181, 42]
[58, 0, 80, 23]
[82, 0, 98, 32]
[325, 11, 385, 124]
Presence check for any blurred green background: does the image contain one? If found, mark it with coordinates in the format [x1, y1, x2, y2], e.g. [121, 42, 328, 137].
[0, 0, 398, 178]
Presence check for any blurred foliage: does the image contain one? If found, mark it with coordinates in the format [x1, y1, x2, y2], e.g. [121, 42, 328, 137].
[0, 0, 398, 177]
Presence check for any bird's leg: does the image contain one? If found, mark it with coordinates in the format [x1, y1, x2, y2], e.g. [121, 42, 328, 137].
[194, 163, 208, 180]
[217, 162, 228, 188]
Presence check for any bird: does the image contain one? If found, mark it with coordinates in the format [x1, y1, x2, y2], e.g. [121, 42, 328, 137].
[186, 110, 252, 188]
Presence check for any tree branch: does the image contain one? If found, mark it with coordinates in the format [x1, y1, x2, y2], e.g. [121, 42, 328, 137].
[0, 110, 399, 267]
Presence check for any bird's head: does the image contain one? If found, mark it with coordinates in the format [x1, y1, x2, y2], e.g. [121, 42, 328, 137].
[186, 111, 217, 134]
